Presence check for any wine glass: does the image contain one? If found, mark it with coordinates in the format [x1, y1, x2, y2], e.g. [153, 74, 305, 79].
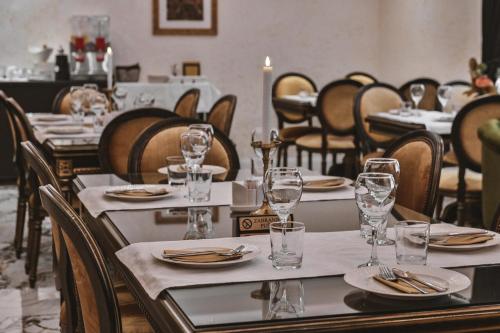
[69, 86, 84, 123]
[437, 85, 452, 111]
[180, 129, 209, 169]
[189, 124, 214, 151]
[355, 173, 395, 267]
[363, 158, 400, 246]
[113, 87, 128, 111]
[410, 84, 425, 109]
[90, 92, 108, 132]
[264, 167, 303, 256]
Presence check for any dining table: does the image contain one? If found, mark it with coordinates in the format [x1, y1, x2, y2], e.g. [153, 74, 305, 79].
[72, 172, 500, 333]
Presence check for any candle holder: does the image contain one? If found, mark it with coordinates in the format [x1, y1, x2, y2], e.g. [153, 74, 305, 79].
[250, 139, 281, 216]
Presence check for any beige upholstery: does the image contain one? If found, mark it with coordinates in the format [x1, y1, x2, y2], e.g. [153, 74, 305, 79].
[279, 126, 316, 142]
[361, 150, 384, 165]
[207, 96, 236, 136]
[401, 83, 438, 110]
[348, 74, 375, 86]
[443, 150, 458, 165]
[359, 87, 400, 144]
[296, 133, 355, 150]
[275, 75, 315, 122]
[59, 92, 72, 115]
[175, 90, 199, 118]
[320, 84, 359, 132]
[439, 168, 482, 193]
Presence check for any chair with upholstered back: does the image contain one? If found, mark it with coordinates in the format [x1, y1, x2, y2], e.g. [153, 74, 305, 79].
[39, 185, 153, 333]
[272, 72, 317, 167]
[115, 63, 141, 82]
[128, 118, 240, 183]
[52, 87, 72, 114]
[207, 95, 237, 136]
[174, 88, 200, 118]
[345, 72, 378, 86]
[399, 78, 440, 111]
[354, 83, 402, 158]
[438, 95, 500, 226]
[295, 79, 362, 175]
[382, 130, 444, 217]
[98, 108, 177, 176]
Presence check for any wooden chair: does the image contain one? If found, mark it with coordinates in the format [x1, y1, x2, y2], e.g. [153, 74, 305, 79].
[295, 79, 363, 175]
[272, 72, 317, 167]
[39, 185, 153, 333]
[115, 63, 141, 82]
[437, 95, 500, 226]
[345, 71, 378, 85]
[353, 82, 402, 163]
[382, 130, 444, 217]
[52, 87, 72, 114]
[98, 108, 177, 176]
[128, 118, 240, 183]
[174, 88, 200, 118]
[399, 77, 440, 111]
[207, 94, 237, 136]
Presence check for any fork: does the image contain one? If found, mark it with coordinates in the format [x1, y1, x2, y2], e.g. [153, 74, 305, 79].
[378, 266, 428, 294]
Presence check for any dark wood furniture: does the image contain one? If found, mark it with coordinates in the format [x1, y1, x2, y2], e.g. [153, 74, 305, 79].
[399, 77, 440, 111]
[207, 94, 237, 136]
[72, 173, 500, 333]
[345, 71, 378, 85]
[174, 88, 200, 118]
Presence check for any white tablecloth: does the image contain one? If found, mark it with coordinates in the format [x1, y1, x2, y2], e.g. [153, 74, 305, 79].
[33, 127, 100, 143]
[78, 178, 355, 218]
[117, 77, 221, 113]
[375, 110, 454, 135]
[115, 223, 500, 299]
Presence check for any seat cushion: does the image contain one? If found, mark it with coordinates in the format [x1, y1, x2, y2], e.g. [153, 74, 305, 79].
[279, 126, 316, 142]
[295, 133, 355, 150]
[443, 150, 458, 165]
[439, 167, 482, 192]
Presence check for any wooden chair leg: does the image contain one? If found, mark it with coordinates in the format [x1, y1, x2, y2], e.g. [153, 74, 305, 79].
[277, 146, 283, 167]
[27, 193, 43, 288]
[308, 152, 313, 170]
[14, 191, 27, 258]
[435, 194, 444, 219]
[297, 147, 302, 167]
[283, 145, 289, 167]
[321, 150, 327, 175]
[456, 166, 466, 226]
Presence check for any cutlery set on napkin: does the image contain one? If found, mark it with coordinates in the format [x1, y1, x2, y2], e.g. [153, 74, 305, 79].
[429, 230, 494, 246]
[105, 187, 169, 197]
[162, 245, 249, 263]
[303, 179, 344, 188]
[374, 267, 447, 294]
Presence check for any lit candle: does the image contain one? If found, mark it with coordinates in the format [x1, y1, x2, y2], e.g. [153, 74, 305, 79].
[262, 56, 272, 143]
[106, 46, 113, 90]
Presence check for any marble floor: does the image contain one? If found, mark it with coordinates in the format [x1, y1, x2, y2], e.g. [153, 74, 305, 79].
[0, 186, 60, 332]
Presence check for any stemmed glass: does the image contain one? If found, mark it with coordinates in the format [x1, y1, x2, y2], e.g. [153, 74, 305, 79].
[437, 85, 452, 112]
[113, 87, 128, 111]
[410, 84, 425, 110]
[189, 124, 214, 152]
[69, 86, 84, 123]
[264, 167, 303, 255]
[180, 129, 209, 169]
[363, 158, 400, 246]
[355, 173, 395, 267]
[89, 92, 108, 132]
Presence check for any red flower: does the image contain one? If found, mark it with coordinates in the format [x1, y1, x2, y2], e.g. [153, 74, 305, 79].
[475, 75, 494, 89]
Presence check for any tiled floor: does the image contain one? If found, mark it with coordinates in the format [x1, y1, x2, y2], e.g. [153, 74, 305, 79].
[0, 186, 60, 332]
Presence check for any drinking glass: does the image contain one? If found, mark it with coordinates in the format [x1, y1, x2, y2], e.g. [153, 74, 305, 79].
[410, 84, 425, 109]
[70, 86, 84, 123]
[184, 207, 214, 240]
[251, 127, 279, 159]
[180, 129, 209, 169]
[400, 101, 412, 116]
[266, 280, 305, 319]
[189, 124, 214, 151]
[395, 220, 430, 265]
[166, 156, 187, 186]
[355, 172, 395, 267]
[270, 222, 305, 269]
[437, 85, 452, 111]
[363, 158, 400, 246]
[187, 168, 212, 202]
[90, 92, 108, 132]
[264, 167, 303, 225]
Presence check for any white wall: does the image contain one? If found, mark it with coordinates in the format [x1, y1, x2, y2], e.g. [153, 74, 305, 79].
[0, 0, 481, 159]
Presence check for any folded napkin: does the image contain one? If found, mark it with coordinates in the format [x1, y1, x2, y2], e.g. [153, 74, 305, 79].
[304, 178, 344, 187]
[373, 275, 436, 294]
[106, 188, 168, 197]
[163, 247, 242, 263]
[431, 234, 494, 246]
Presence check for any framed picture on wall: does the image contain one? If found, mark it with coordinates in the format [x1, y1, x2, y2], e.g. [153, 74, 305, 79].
[153, 0, 218, 36]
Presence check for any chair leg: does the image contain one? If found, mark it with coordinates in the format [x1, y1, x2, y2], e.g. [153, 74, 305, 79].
[297, 147, 302, 167]
[27, 194, 43, 288]
[321, 150, 327, 175]
[456, 167, 466, 226]
[283, 146, 288, 167]
[277, 146, 283, 167]
[14, 192, 27, 258]
[308, 152, 313, 170]
[435, 194, 444, 219]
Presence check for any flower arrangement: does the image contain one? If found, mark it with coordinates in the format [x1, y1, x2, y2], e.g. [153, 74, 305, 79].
[466, 58, 496, 96]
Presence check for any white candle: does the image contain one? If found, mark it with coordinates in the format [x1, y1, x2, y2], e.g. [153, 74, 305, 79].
[262, 56, 272, 144]
[106, 46, 113, 90]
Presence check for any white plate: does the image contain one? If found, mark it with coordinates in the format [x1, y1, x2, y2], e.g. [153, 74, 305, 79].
[344, 265, 470, 300]
[429, 234, 500, 251]
[31, 114, 70, 122]
[152, 245, 260, 268]
[104, 185, 173, 202]
[44, 126, 84, 134]
[303, 177, 352, 192]
[157, 164, 227, 176]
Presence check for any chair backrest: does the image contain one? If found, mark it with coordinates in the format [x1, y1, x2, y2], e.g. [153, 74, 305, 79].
[272, 72, 317, 124]
[98, 108, 177, 175]
[353, 82, 402, 152]
[174, 88, 200, 119]
[383, 130, 444, 217]
[442, 80, 476, 113]
[316, 79, 363, 136]
[345, 71, 377, 86]
[0, 91, 18, 163]
[399, 77, 440, 111]
[52, 87, 72, 114]
[452, 94, 500, 173]
[207, 95, 237, 136]
[128, 117, 240, 183]
[39, 184, 121, 333]
[115, 63, 141, 82]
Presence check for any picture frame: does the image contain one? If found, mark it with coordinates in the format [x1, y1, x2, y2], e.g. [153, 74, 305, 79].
[153, 0, 218, 36]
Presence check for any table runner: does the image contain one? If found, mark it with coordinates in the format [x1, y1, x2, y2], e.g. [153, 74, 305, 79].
[115, 224, 500, 299]
[375, 110, 453, 134]
[78, 180, 354, 218]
